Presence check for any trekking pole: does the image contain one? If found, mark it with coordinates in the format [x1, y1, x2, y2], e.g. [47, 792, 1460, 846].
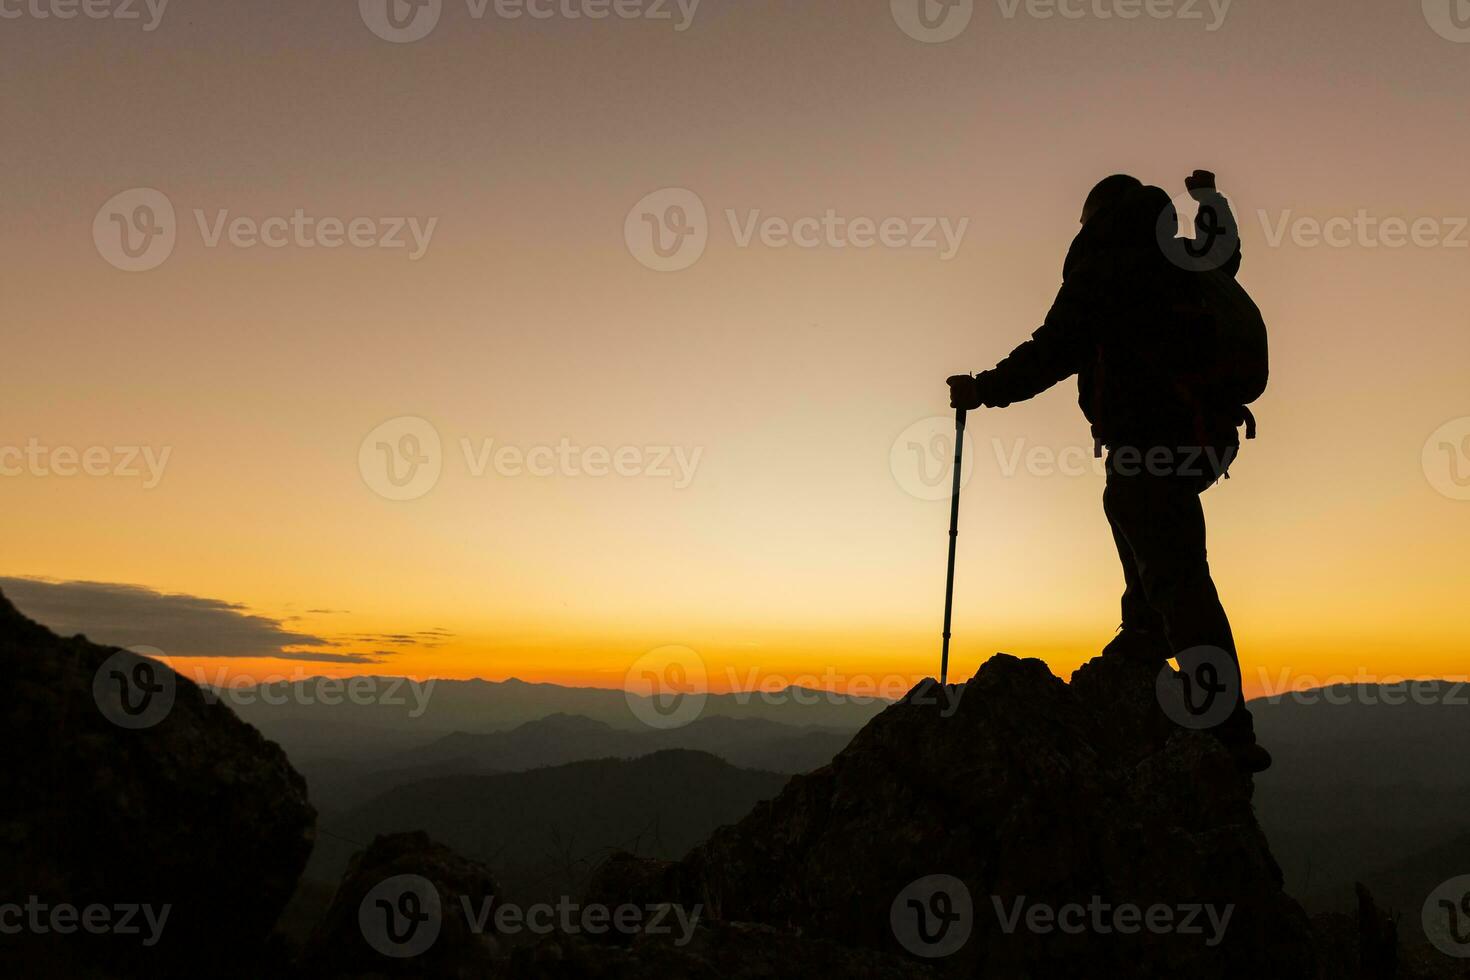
[940, 406, 967, 687]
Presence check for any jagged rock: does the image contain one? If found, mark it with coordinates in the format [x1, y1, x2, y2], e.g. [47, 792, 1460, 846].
[299, 831, 502, 977]
[0, 587, 315, 977]
[602, 652, 1317, 978]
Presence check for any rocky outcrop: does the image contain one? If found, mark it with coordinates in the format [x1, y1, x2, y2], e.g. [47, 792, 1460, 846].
[0, 587, 315, 976]
[299, 831, 502, 977]
[600, 653, 1318, 978]
[6, 572, 1383, 978]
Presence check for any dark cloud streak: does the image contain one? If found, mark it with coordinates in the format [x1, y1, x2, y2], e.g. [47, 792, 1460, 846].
[0, 577, 397, 664]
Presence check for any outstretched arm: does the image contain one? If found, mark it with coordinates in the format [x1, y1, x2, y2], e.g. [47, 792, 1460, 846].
[951, 276, 1093, 410]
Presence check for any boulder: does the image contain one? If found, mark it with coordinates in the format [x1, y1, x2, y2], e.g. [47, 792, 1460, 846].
[299, 831, 501, 977]
[0, 587, 315, 976]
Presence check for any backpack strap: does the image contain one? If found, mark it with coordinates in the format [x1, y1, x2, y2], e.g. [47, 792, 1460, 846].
[1091, 344, 1108, 458]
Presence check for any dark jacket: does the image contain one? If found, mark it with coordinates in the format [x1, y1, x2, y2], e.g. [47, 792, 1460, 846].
[974, 185, 1243, 451]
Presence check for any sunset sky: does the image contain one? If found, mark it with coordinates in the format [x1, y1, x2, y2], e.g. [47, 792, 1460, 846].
[4, 0, 1468, 699]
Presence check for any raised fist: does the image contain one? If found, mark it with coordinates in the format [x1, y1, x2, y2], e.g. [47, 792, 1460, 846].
[1185, 170, 1218, 199]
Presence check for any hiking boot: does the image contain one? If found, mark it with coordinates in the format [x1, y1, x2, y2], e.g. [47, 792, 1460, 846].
[1227, 740, 1273, 773]
[1214, 705, 1271, 772]
[1101, 626, 1171, 668]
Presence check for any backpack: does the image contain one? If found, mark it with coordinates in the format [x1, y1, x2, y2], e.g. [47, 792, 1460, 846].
[1182, 266, 1269, 445]
[1176, 188, 1269, 444]
[1079, 186, 1269, 476]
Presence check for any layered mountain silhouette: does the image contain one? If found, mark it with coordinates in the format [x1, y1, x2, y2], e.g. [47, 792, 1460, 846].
[301, 712, 854, 813]
[6, 584, 1465, 977]
[1357, 831, 1470, 927]
[1252, 683, 1470, 910]
[303, 749, 790, 905]
[227, 674, 883, 762]
[412, 712, 854, 775]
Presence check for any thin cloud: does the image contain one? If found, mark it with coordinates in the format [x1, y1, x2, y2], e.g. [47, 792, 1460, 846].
[275, 651, 386, 665]
[343, 628, 457, 649]
[0, 577, 396, 664]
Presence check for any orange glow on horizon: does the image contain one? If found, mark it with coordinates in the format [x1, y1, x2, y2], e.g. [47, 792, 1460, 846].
[4, 3, 1468, 702]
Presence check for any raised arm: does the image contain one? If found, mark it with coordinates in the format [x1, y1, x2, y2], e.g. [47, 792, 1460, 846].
[1184, 170, 1242, 279]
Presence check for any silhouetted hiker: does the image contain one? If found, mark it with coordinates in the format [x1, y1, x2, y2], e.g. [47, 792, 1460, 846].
[948, 172, 1272, 773]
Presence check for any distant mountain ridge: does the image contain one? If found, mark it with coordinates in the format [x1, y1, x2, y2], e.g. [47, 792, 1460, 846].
[1251, 682, 1470, 912]
[298, 711, 855, 813]
[301, 749, 789, 909]
[1361, 830, 1470, 920]
[417, 712, 853, 771]
[222, 674, 887, 762]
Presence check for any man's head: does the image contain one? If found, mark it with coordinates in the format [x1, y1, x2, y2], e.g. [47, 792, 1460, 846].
[1063, 176, 1173, 279]
[1080, 174, 1143, 226]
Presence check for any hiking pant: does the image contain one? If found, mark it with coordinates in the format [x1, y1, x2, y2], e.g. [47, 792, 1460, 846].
[1102, 451, 1254, 743]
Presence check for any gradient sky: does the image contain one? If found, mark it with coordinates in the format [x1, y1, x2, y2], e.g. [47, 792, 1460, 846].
[4, 0, 1468, 698]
